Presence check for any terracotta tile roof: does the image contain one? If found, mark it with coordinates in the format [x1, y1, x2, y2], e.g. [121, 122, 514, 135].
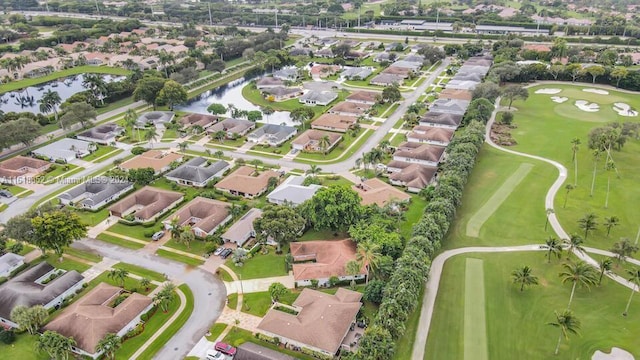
[346, 90, 380, 103]
[353, 178, 411, 206]
[108, 186, 183, 221]
[292, 130, 342, 150]
[394, 142, 446, 163]
[290, 239, 365, 281]
[215, 166, 280, 196]
[407, 127, 455, 144]
[328, 101, 371, 116]
[311, 114, 358, 132]
[420, 112, 463, 127]
[523, 44, 551, 52]
[180, 113, 218, 128]
[257, 288, 362, 354]
[43, 283, 152, 355]
[310, 64, 339, 75]
[387, 161, 438, 189]
[0, 156, 50, 179]
[439, 88, 473, 101]
[168, 197, 230, 234]
[120, 150, 182, 172]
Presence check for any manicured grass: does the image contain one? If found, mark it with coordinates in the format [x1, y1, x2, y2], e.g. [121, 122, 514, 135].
[508, 84, 640, 254]
[5, 239, 35, 256]
[241, 290, 300, 317]
[75, 207, 110, 227]
[399, 196, 428, 239]
[96, 233, 146, 249]
[206, 323, 228, 341]
[83, 145, 118, 162]
[425, 252, 640, 359]
[222, 327, 317, 360]
[2, 184, 30, 197]
[161, 128, 180, 140]
[164, 238, 210, 256]
[225, 248, 287, 279]
[295, 129, 373, 164]
[40, 254, 91, 273]
[228, 293, 238, 310]
[0, 333, 49, 360]
[89, 271, 158, 296]
[463, 258, 488, 360]
[218, 267, 235, 282]
[299, 229, 349, 241]
[36, 163, 81, 182]
[113, 262, 166, 282]
[107, 222, 159, 242]
[65, 247, 102, 263]
[137, 285, 195, 360]
[0, 65, 130, 94]
[156, 249, 204, 267]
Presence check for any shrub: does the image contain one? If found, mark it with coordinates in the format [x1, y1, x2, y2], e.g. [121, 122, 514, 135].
[0, 329, 16, 344]
[501, 111, 514, 125]
[131, 146, 146, 155]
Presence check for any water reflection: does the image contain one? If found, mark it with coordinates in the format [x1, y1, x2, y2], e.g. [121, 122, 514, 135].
[0, 74, 124, 114]
[176, 77, 296, 126]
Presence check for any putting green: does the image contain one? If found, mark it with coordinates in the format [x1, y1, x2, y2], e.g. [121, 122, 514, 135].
[464, 258, 488, 360]
[466, 162, 533, 237]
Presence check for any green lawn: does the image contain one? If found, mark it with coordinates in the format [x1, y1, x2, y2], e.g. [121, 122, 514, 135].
[507, 84, 640, 254]
[75, 207, 110, 227]
[96, 233, 146, 249]
[5, 239, 35, 256]
[113, 262, 166, 282]
[241, 290, 300, 317]
[225, 248, 287, 279]
[295, 129, 373, 164]
[39, 254, 91, 273]
[0, 333, 48, 360]
[83, 146, 121, 162]
[425, 252, 640, 359]
[0, 65, 130, 94]
[400, 196, 428, 239]
[222, 327, 317, 360]
[228, 293, 238, 310]
[36, 163, 82, 183]
[299, 229, 349, 241]
[107, 222, 159, 242]
[137, 285, 194, 360]
[156, 249, 204, 267]
[164, 238, 210, 256]
[161, 128, 180, 140]
[207, 323, 228, 341]
[88, 271, 157, 295]
[65, 247, 102, 263]
[2, 184, 31, 197]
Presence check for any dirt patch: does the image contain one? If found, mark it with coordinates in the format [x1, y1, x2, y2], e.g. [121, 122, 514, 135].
[490, 123, 518, 146]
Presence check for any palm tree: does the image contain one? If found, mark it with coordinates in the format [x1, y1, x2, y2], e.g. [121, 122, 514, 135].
[154, 283, 176, 312]
[123, 108, 138, 140]
[345, 260, 361, 289]
[544, 208, 554, 231]
[168, 217, 182, 240]
[597, 257, 613, 285]
[578, 213, 598, 240]
[604, 216, 620, 237]
[564, 234, 585, 257]
[108, 269, 129, 288]
[144, 127, 158, 147]
[511, 265, 539, 291]
[559, 260, 598, 308]
[261, 106, 274, 124]
[623, 269, 640, 316]
[38, 90, 61, 126]
[37, 330, 77, 360]
[140, 277, 151, 292]
[563, 184, 574, 208]
[319, 135, 331, 156]
[229, 203, 243, 220]
[82, 73, 107, 105]
[178, 141, 189, 152]
[548, 310, 580, 355]
[604, 160, 616, 209]
[306, 164, 322, 177]
[590, 150, 600, 197]
[355, 157, 362, 170]
[158, 50, 175, 78]
[356, 241, 381, 284]
[179, 225, 195, 249]
[95, 333, 121, 360]
[545, 237, 563, 263]
[570, 137, 580, 186]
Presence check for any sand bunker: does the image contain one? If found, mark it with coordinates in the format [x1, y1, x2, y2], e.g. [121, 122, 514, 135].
[535, 88, 562, 94]
[551, 96, 568, 103]
[575, 100, 600, 112]
[613, 103, 638, 117]
[583, 88, 609, 95]
[592, 347, 635, 360]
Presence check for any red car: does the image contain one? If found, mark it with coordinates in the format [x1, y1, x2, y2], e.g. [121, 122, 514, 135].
[215, 342, 237, 356]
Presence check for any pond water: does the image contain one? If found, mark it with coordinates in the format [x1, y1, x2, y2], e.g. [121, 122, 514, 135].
[0, 74, 125, 114]
[176, 77, 296, 126]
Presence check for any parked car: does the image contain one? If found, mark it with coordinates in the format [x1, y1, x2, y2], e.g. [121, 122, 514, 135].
[213, 247, 225, 256]
[151, 231, 165, 241]
[220, 248, 233, 259]
[206, 350, 225, 360]
[214, 342, 237, 356]
[0, 190, 13, 198]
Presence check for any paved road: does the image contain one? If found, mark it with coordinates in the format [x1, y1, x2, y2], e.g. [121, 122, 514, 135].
[72, 238, 226, 360]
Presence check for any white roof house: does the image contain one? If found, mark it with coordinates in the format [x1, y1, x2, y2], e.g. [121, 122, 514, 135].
[267, 176, 322, 206]
[221, 208, 263, 247]
[32, 138, 96, 163]
[0, 253, 25, 278]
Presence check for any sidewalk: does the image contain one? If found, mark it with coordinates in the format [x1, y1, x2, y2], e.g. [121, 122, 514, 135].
[224, 274, 295, 294]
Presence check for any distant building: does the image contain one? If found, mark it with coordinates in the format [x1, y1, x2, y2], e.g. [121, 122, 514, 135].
[119, 150, 183, 175]
[215, 166, 280, 199]
[299, 90, 338, 106]
[77, 124, 124, 145]
[387, 161, 438, 192]
[0, 253, 24, 278]
[58, 177, 134, 210]
[206, 118, 255, 139]
[0, 156, 50, 184]
[108, 186, 183, 223]
[164, 157, 229, 187]
[353, 178, 411, 207]
[32, 138, 96, 163]
[247, 124, 298, 146]
[163, 197, 231, 237]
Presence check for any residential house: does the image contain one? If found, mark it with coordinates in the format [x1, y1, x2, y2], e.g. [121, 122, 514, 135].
[256, 77, 285, 89]
[235, 343, 297, 360]
[406, 126, 455, 146]
[403, 54, 425, 65]
[328, 101, 371, 117]
[299, 90, 338, 106]
[344, 51, 368, 61]
[317, 38, 339, 47]
[206, 118, 256, 139]
[77, 123, 124, 145]
[438, 88, 473, 101]
[32, 138, 96, 163]
[119, 150, 183, 175]
[0, 262, 84, 329]
[353, 178, 411, 207]
[452, 72, 483, 82]
[273, 68, 299, 81]
[290, 240, 366, 287]
[393, 142, 446, 167]
[215, 166, 280, 199]
[163, 197, 231, 237]
[221, 208, 263, 247]
[108, 186, 183, 222]
[257, 288, 362, 356]
[247, 124, 297, 146]
[370, 73, 403, 86]
[346, 91, 380, 105]
[390, 60, 421, 72]
[381, 66, 413, 78]
[340, 67, 373, 80]
[315, 48, 334, 58]
[420, 112, 463, 129]
[0, 253, 24, 278]
[310, 64, 340, 80]
[429, 99, 470, 116]
[373, 52, 392, 63]
[445, 79, 479, 91]
[58, 177, 134, 210]
[385, 42, 408, 51]
[165, 157, 229, 187]
[387, 161, 438, 192]
[458, 65, 491, 77]
[463, 57, 493, 67]
[43, 283, 153, 359]
[134, 111, 175, 129]
[292, 129, 342, 152]
[289, 48, 311, 57]
[311, 114, 358, 133]
[262, 86, 304, 101]
[0, 156, 50, 184]
[179, 113, 218, 130]
[267, 176, 322, 206]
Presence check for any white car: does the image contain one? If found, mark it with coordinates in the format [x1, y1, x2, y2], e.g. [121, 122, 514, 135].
[206, 350, 225, 360]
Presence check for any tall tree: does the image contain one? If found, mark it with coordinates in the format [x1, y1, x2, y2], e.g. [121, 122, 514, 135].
[0, 117, 41, 150]
[604, 216, 620, 237]
[570, 137, 580, 186]
[590, 150, 601, 197]
[563, 184, 574, 208]
[123, 108, 138, 140]
[60, 102, 97, 129]
[290, 107, 314, 129]
[345, 260, 362, 288]
[545, 237, 563, 263]
[154, 283, 176, 313]
[381, 84, 401, 103]
[157, 80, 187, 110]
[144, 127, 159, 148]
[133, 76, 166, 110]
[559, 260, 598, 308]
[564, 234, 585, 257]
[544, 208, 554, 231]
[305, 164, 322, 177]
[511, 265, 539, 291]
[610, 67, 629, 88]
[253, 205, 305, 252]
[38, 89, 61, 126]
[598, 257, 613, 285]
[37, 330, 76, 360]
[356, 241, 382, 284]
[10, 305, 48, 335]
[301, 185, 363, 231]
[502, 84, 529, 109]
[95, 333, 121, 360]
[107, 268, 129, 288]
[585, 65, 605, 84]
[548, 310, 580, 355]
[610, 238, 639, 263]
[31, 211, 87, 261]
[623, 269, 640, 316]
[179, 225, 195, 249]
[318, 135, 331, 155]
[604, 160, 616, 209]
[268, 282, 287, 303]
[577, 213, 598, 240]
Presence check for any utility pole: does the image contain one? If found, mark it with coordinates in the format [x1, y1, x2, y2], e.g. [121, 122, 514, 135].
[94, 0, 100, 15]
[208, 2, 213, 26]
[275, 10, 278, 28]
[303, 15, 305, 28]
